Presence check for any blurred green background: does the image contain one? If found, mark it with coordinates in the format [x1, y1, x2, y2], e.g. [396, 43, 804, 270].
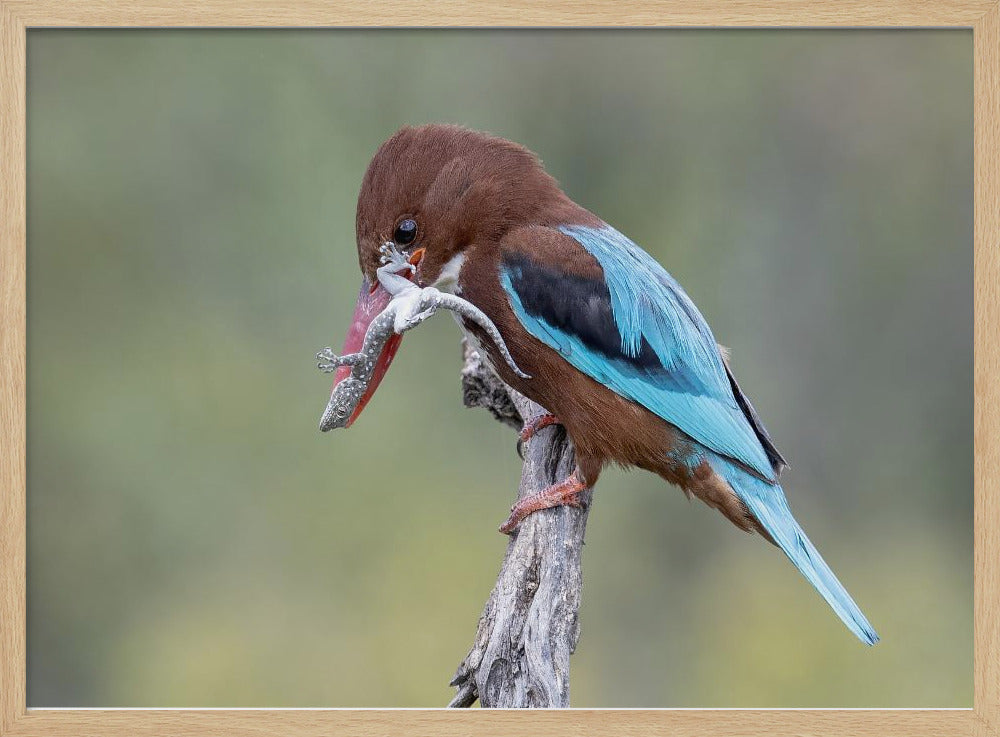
[26, 30, 972, 707]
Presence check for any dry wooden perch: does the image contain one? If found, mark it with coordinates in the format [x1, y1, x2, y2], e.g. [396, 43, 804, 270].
[449, 341, 593, 708]
[316, 275, 592, 708]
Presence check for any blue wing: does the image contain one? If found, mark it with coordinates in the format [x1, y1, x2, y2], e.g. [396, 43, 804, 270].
[500, 223, 783, 481]
[501, 225, 881, 645]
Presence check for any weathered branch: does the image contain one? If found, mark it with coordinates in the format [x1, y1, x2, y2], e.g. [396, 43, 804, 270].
[315, 277, 592, 708]
[449, 341, 593, 708]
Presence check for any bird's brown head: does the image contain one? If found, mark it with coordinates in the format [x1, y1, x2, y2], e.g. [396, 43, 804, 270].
[355, 124, 567, 287]
[323, 125, 567, 430]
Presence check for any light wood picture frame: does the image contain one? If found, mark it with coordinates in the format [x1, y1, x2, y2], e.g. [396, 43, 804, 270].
[1, 1, 997, 735]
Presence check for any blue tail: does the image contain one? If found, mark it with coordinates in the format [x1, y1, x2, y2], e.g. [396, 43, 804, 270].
[710, 454, 879, 645]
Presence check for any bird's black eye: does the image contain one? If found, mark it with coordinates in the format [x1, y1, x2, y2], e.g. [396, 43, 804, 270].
[393, 218, 418, 246]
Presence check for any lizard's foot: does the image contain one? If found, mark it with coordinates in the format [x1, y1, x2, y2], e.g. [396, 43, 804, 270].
[400, 309, 436, 332]
[379, 242, 416, 273]
[316, 349, 365, 373]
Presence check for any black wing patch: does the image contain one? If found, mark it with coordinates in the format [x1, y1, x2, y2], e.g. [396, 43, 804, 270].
[503, 252, 661, 370]
[504, 252, 787, 475]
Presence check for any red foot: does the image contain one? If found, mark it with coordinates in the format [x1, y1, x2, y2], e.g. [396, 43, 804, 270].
[499, 470, 588, 535]
[516, 413, 561, 459]
[520, 413, 560, 442]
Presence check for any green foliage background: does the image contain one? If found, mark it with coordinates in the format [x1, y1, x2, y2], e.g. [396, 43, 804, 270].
[26, 30, 972, 707]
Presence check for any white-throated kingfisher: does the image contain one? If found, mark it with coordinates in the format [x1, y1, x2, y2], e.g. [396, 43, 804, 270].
[326, 124, 878, 646]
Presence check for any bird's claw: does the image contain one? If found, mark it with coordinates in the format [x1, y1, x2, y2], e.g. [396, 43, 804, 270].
[497, 471, 587, 535]
[499, 512, 519, 536]
[515, 413, 560, 459]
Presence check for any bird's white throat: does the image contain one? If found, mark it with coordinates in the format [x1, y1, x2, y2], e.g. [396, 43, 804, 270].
[433, 252, 466, 294]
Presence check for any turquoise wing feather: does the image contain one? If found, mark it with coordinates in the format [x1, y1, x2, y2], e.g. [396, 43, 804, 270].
[500, 223, 879, 645]
[501, 223, 777, 481]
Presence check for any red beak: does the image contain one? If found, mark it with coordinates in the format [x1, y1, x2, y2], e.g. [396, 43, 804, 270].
[325, 249, 425, 430]
[328, 279, 403, 428]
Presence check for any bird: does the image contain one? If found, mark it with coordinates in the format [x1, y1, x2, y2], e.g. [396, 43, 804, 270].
[327, 123, 878, 646]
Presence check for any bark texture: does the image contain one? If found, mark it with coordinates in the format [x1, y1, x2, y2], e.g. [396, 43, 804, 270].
[449, 342, 593, 708]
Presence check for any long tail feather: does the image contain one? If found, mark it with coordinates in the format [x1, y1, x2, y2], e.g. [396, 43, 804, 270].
[709, 454, 879, 646]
